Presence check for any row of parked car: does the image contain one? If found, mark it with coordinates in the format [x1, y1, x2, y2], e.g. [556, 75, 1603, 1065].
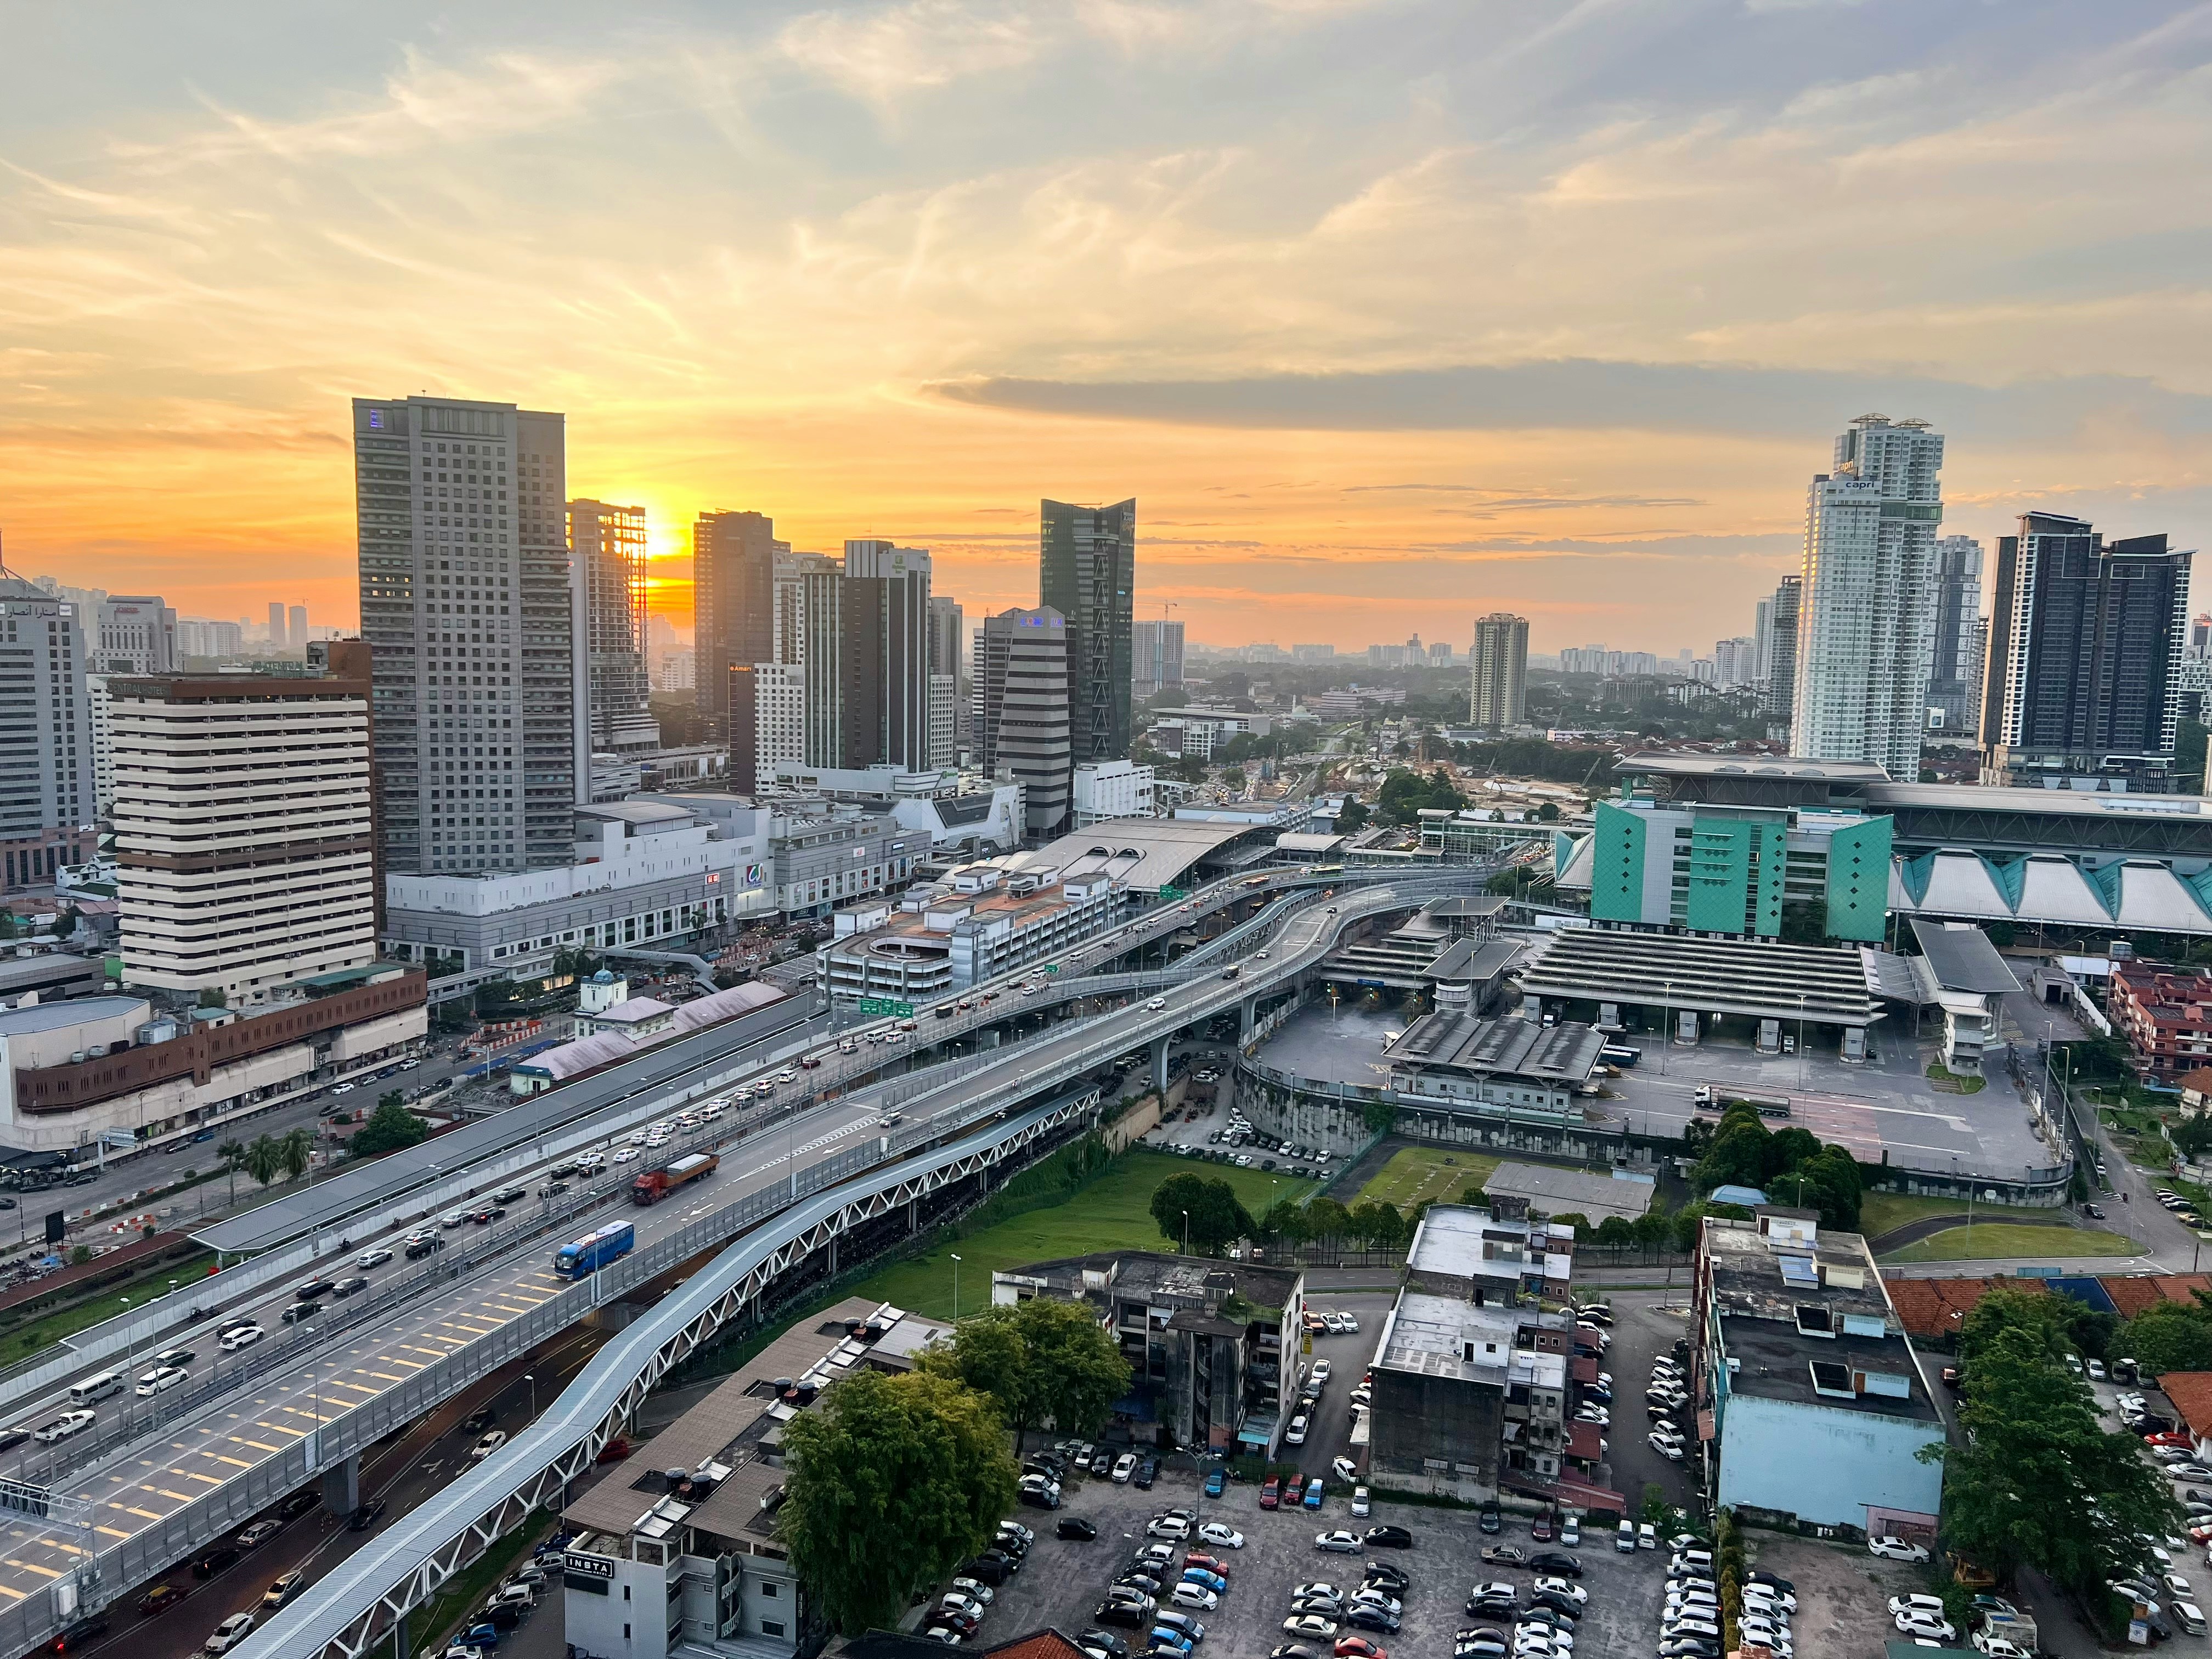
[1279, 1553, 1410, 1659]
[1659, 1541, 1797, 1659]
[922, 1520, 1039, 1641]
[1463, 1542, 1593, 1659]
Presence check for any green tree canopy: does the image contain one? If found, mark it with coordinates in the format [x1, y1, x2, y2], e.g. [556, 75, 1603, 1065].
[779, 1368, 1019, 1634]
[1304, 1197, 1351, 1244]
[1959, 1284, 2114, 1366]
[278, 1127, 314, 1181]
[351, 1098, 430, 1158]
[1362, 1099, 1396, 1137]
[1927, 1325, 2179, 1591]
[2117, 1298, 2212, 1375]
[1258, 1198, 1309, 1243]
[1689, 1104, 1864, 1228]
[1347, 1201, 1406, 1249]
[1374, 768, 1466, 826]
[1333, 799, 1370, 834]
[243, 1134, 284, 1187]
[1149, 1172, 1257, 1256]
[921, 1297, 1131, 1451]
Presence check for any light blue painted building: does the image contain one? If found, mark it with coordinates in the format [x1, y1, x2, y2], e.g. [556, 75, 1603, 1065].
[1695, 1210, 1945, 1537]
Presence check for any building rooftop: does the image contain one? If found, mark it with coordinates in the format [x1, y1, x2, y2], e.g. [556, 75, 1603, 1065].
[996, 1250, 1301, 1318]
[1403, 1203, 1573, 1291]
[514, 980, 786, 1082]
[1482, 1162, 1654, 1224]
[1518, 929, 1882, 1024]
[0, 995, 145, 1037]
[1906, 920, 2018, 995]
[1376, 1291, 1527, 1387]
[1005, 817, 1267, 894]
[1704, 1216, 1936, 1423]
[1617, 753, 1892, 784]
[579, 799, 698, 827]
[1384, 1011, 1605, 1082]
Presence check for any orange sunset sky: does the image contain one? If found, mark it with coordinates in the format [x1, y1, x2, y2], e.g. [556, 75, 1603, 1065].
[5, 3, 2211, 656]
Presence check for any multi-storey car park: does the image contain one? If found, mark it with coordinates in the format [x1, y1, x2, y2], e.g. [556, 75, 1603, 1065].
[0, 862, 1500, 1659]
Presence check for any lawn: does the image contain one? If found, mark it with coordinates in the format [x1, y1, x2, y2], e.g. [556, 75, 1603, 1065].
[845, 1150, 1315, 1319]
[1356, 1146, 1500, 1211]
[1882, 1223, 2142, 1263]
[1857, 1192, 1975, 1241]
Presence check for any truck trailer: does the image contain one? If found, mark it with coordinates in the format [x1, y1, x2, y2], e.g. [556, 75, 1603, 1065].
[633, 1152, 720, 1206]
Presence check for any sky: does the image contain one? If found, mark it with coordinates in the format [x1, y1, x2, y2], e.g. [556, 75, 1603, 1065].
[4, 1, 2212, 657]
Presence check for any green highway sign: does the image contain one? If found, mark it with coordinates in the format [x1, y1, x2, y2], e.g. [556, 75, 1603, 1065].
[1042, 964, 1060, 975]
[858, 997, 914, 1018]
[1158, 885, 1187, 901]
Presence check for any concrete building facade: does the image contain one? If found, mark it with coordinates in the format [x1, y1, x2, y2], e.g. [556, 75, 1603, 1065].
[976, 607, 1073, 840]
[820, 861, 1119, 1000]
[0, 576, 97, 894]
[1041, 499, 1135, 764]
[693, 510, 777, 741]
[1469, 613, 1530, 729]
[569, 500, 658, 769]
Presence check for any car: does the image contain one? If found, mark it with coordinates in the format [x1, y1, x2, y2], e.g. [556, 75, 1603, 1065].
[222, 1324, 266, 1351]
[1147, 998, 1168, 1011]
[1179, 1567, 1226, 1593]
[1361, 1561, 1409, 1594]
[950, 1579, 996, 1608]
[1169, 1585, 1218, 1612]
[1526, 1551, 1579, 1576]
[263, 1569, 307, 1610]
[1531, 1577, 1584, 1606]
[1889, 1595, 1945, 1618]
[1352, 1486, 1370, 1518]
[1147, 1514, 1191, 1541]
[1059, 1517, 1099, 1541]
[1018, 1486, 1060, 1511]
[1558, 1516, 1579, 1546]
[1136, 1458, 1159, 1489]
[1152, 1612, 1203, 1645]
[1870, 1536, 1932, 1563]
[152, 1346, 196, 1369]
[34, 1410, 95, 1443]
[1364, 1525, 1412, 1549]
[1477, 1502, 1502, 1535]
[919, 1627, 962, 1646]
[1196, 1522, 1244, 1549]
[205, 1613, 257, 1653]
[1286, 1415, 1310, 1445]
[1316, 1531, 1361, 1553]
[347, 1498, 387, 1531]
[280, 1300, 321, 1325]
[1747, 1571, 1795, 1593]
[1260, 1477, 1282, 1510]
[294, 1276, 337, 1300]
[191, 1547, 241, 1579]
[1334, 1640, 1386, 1659]
[940, 1592, 988, 1621]
[138, 1584, 185, 1616]
[1530, 1513, 1555, 1542]
[1343, 1606, 1397, 1634]
[136, 1364, 188, 1397]
[1204, 1468, 1226, 1498]
[1897, 1613, 1957, 1641]
[1283, 1616, 1339, 1641]
[470, 1430, 507, 1462]
[404, 1233, 444, 1259]
[1081, 1633, 1131, 1657]
[236, 1519, 280, 1549]
[1305, 1478, 1325, 1510]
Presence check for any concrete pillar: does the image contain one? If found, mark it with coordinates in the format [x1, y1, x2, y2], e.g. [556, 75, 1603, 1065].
[1151, 1035, 1171, 1092]
[909, 1197, 919, 1235]
[1675, 1011, 1699, 1046]
[1239, 997, 1257, 1041]
[1598, 1002, 1620, 1029]
[826, 1234, 839, 1276]
[321, 1451, 360, 1516]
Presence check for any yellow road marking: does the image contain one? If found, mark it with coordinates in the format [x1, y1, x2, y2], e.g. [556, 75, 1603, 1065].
[182, 1471, 222, 1484]
[389, 1358, 424, 1370]
[6, 1560, 58, 1579]
[210, 1454, 252, 1469]
[94, 1526, 129, 1541]
[152, 1488, 191, 1502]
[0, 1582, 24, 1599]
[363, 1371, 404, 1383]
[121, 1506, 162, 1521]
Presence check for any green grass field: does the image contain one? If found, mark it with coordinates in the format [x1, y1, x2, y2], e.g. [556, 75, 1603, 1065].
[844, 1150, 1315, 1319]
[1882, 1223, 2141, 1263]
[1356, 1146, 1500, 1211]
[1857, 1192, 1976, 1240]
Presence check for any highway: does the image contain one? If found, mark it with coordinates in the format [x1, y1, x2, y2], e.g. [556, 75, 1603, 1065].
[0, 861, 1476, 1657]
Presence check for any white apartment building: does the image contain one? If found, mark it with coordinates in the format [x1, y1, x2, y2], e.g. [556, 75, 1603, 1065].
[1792, 415, 1946, 780]
[750, 661, 805, 792]
[819, 861, 1120, 1000]
[110, 662, 378, 1003]
[1073, 759, 1157, 826]
[0, 577, 97, 894]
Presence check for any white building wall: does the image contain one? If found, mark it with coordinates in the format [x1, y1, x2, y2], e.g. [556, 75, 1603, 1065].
[1074, 759, 1156, 826]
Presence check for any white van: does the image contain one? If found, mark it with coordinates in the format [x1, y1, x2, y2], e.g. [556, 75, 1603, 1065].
[69, 1371, 123, 1406]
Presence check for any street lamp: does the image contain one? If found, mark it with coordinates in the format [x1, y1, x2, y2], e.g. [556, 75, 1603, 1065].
[1182, 1211, 1191, 1256]
[523, 1372, 537, 1422]
[950, 1254, 963, 1320]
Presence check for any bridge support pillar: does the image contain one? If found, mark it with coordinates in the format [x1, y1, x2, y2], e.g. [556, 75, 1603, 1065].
[909, 1197, 919, 1234]
[1239, 997, 1257, 1042]
[1150, 1036, 1171, 1092]
[826, 1234, 838, 1276]
[322, 1450, 360, 1516]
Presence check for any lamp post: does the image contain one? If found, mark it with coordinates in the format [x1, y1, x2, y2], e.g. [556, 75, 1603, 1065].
[523, 1372, 537, 1423]
[950, 1254, 962, 1320]
[1183, 1211, 1191, 1256]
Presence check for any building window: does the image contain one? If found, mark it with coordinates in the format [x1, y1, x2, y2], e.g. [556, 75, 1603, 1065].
[763, 1621, 787, 1638]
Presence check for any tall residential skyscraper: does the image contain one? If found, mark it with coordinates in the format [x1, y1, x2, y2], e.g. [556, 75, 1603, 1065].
[693, 510, 777, 738]
[1790, 415, 1946, 779]
[267, 601, 286, 650]
[976, 607, 1072, 839]
[772, 549, 836, 667]
[353, 394, 574, 875]
[110, 650, 377, 1003]
[729, 661, 805, 792]
[1762, 575, 1802, 725]
[568, 500, 659, 773]
[1753, 597, 1773, 686]
[928, 594, 966, 765]
[0, 571, 96, 891]
[1980, 512, 2193, 790]
[289, 604, 308, 652]
[1927, 534, 1984, 735]
[1132, 618, 1185, 699]
[1469, 613, 1530, 728]
[1041, 498, 1135, 762]
[803, 542, 932, 770]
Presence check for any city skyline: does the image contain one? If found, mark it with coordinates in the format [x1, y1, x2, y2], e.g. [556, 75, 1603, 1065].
[4, 6, 2209, 652]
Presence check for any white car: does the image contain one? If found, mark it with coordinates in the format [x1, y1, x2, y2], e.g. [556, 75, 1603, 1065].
[1286, 1415, 1309, 1445]
[1331, 1457, 1357, 1482]
[1870, 1536, 1932, 1564]
[1169, 1584, 1219, 1612]
[1147, 998, 1168, 1011]
[1889, 1595, 1945, 1619]
[136, 1365, 187, 1398]
[1532, 1577, 1585, 1606]
[356, 1246, 394, 1269]
[1311, 1360, 1333, 1383]
[1895, 1612, 1957, 1641]
[949, 1578, 994, 1606]
[1196, 1522, 1244, 1549]
[221, 1324, 266, 1352]
[470, 1430, 507, 1461]
[612, 1147, 640, 1164]
[939, 1593, 988, 1621]
[33, 1410, 95, 1444]
[1352, 1486, 1370, 1517]
[1113, 1452, 1138, 1483]
[205, 1613, 258, 1654]
[1146, 1514, 1191, 1541]
[1314, 1530, 1361, 1553]
[440, 1211, 472, 1229]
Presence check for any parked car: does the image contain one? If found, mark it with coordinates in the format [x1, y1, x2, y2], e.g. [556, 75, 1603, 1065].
[204, 1613, 257, 1654]
[1364, 1526, 1413, 1549]
[1058, 1518, 1099, 1542]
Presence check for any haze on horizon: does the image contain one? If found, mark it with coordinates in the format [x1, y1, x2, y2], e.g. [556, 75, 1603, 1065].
[3, 1, 2209, 656]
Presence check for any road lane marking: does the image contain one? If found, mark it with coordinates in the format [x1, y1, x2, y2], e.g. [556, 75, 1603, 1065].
[121, 1506, 162, 1521]
[209, 1454, 252, 1468]
[94, 1527, 129, 1541]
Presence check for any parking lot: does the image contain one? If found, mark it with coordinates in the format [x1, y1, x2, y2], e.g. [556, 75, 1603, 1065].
[975, 1444, 1679, 1659]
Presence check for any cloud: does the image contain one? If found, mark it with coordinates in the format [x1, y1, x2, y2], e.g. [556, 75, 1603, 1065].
[930, 359, 2212, 444]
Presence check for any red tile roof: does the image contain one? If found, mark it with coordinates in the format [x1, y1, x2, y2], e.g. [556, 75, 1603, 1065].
[2160, 1372, 2212, 1441]
[987, 1634, 1092, 1659]
[2100, 1274, 2212, 1321]
[1884, 1276, 2041, 1341]
[1564, 1421, 1604, 1462]
[1570, 1355, 1599, 1385]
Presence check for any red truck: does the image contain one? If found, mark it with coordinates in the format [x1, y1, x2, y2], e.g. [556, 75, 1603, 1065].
[632, 1151, 720, 1205]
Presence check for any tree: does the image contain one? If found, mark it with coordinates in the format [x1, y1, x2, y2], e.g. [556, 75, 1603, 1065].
[779, 1368, 1019, 1634]
[2118, 1299, 2212, 1375]
[197, 988, 227, 1010]
[1334, 800, 1369, 834]
[1304, 1197, 1351, 1249]
[1149, 1173, 1256, 1257]
[921, 1298, 1131, 1452]
[1363, 1099, 1396, 1137]
[1348, 1201, 1404, 1250]
[351, 1098, 430, 1158]
[1959, 1284, 2113, 1366]
[1259, 1198, 1308, 1244]
[279, 1127, 314, 1182]
[244, 1135, 284, 1188]
[1222, 768, 1248, 795]
[217, 1139, 249, 1203]
[1594, 1216, 1637, 1247]
[1926, 1325, 2180, 1592]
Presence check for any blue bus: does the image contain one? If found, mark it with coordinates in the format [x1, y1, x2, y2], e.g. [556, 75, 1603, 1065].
[1599, 1044, 1641, 1069]
[554, 1221, 635, 1278]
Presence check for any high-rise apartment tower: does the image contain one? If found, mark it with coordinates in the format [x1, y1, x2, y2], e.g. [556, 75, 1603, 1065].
[1041, 499, 1135, 762]
[1469, 613, 1530, 728]
[1927, 534, 1985, 735]
[1762, 575, 1802, 726]
[693, 510, 777, 739]
[0, 572, 96, 891]
[569, 500, 659, 774]
[976, 607, 1072, 839]
[803, 543, 932, 771]
[1790, 415, 1945, 779]
[352, 394, 574, 874]
[1132, 618, 1184, 700]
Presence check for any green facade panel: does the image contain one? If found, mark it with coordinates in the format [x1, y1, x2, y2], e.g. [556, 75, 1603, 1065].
[1824, 815, 1894, 941]
[1592, 799, 1646, 923]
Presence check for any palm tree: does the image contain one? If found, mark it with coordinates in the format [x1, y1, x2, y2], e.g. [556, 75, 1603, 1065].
[218, 1140, 248, 1203]
[278, 1128, 314, 1183]
[244, 1135, 284, 1188]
